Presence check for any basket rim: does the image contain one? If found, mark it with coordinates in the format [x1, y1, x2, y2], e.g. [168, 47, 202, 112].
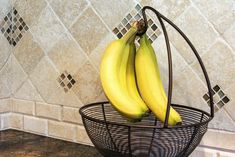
[79, 101, 213, 129]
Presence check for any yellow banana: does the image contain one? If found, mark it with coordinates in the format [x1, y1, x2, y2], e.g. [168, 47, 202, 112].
[126, 37, 149, 113]
[100, 25, 148, 120]
[135, 33, 182, 126]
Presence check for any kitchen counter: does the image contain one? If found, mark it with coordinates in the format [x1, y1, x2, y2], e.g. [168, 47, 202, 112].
[0, 129, 102, 157]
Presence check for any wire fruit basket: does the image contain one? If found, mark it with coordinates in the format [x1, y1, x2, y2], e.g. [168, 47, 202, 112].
[79, 6, 214, 157]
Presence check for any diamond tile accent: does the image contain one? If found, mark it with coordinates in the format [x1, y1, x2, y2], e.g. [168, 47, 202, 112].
[112, 4, 161, 44]
[0, 8, 29, 46]
[57, 71, 76, 93]
[203, 85, 230, 112]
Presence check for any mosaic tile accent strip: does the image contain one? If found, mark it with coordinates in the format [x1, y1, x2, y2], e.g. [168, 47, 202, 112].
[112, 4, 161, 44]
[57, 71, 76, 93]
[0, 8, 29, 46]
[203, 85, 230, 112]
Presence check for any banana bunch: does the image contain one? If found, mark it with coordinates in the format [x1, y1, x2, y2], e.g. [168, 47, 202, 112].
[100, 23, 182, 125]
[100, 23, 149, 120]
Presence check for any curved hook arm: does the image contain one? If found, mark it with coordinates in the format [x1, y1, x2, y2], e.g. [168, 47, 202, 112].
[139, 6, 214, 127]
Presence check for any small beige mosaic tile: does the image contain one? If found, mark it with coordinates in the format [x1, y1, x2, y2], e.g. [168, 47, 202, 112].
[29, 56, 60, 101]
[48, 32, 87, 75]
[168, 6, 218, 64]
[70, 7, 109, 55]
[13, 31, 44, 74]
[72, 61, 103, 104]
[0, 34, 11, 70]
[192, 40, 235, 90]
[89, 0, 136, 28]
[13, 79, 43, 102]
[141, 0, 191, 21]
[12, 0, 47, 27]
[223, 22, 235, 51]
[193, 0, 235, 34]
[31, 6, 66, 52]
[49, 0, 88, 28]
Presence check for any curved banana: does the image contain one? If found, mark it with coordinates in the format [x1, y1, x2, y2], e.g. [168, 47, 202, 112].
[100, 25, 148, 120]
[126, 37, 149, 113]
[135, 33, 182, 126]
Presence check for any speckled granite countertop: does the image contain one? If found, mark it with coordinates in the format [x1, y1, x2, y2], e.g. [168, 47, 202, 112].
[0, 130, 103, 157]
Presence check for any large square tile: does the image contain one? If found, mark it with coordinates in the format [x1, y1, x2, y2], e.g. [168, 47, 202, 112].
[168, 6, 218, 64]
[13, 0, 47, 27]
[31, 6, 66, 52]
[13, 31, 44, 74]
[223, 22, 235, 51]
[192, 39, 235, 90]
[193, 0, 235, 34]
[49, 0, 88, 27]
[141, 0, 191, 21]
[29, 56, 60, 101]
[70, 7, 109, 55]
[13, 79, 43, 102]
[48, 32, 87, 75]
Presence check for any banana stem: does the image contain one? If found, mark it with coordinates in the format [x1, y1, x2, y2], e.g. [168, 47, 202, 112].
[122, 21, 147, 44]
[122, 27, 137, 43]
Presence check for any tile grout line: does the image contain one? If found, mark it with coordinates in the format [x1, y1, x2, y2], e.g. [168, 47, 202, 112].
[67, 4, 91, 29]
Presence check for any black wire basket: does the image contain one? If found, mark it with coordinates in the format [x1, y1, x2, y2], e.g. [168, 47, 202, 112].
[79, 6, 214, 157]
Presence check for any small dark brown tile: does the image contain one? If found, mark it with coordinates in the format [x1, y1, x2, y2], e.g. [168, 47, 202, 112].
[60, 73, 65, 79]
[222, 96, 230, 103]
[67, 74, 72, 80]
[218, 90, 225, 98]
[71, 79, 76, 85]
[203, 94, 210, 101]
[213, 85, 220, 92]
[67, 83, 72, 89]
[117, 32, 122, 38]
[217, 100, 225, 108]
[60, 82, 65, 87]
[151, 24, 158, 31]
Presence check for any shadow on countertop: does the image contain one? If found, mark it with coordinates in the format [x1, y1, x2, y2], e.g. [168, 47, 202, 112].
[0, 129, 103, 157]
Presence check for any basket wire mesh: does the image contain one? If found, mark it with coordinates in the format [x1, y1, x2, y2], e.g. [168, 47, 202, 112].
[79, 6, 214, 157]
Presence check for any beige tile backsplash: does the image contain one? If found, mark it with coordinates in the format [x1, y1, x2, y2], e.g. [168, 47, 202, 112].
[0, 0, 235, 155]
